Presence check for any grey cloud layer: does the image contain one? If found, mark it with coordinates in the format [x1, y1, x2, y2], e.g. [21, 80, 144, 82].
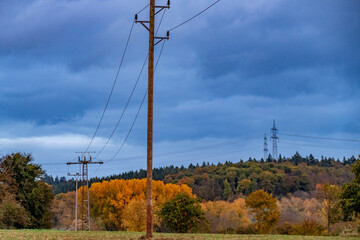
[0, 0, 359, 176]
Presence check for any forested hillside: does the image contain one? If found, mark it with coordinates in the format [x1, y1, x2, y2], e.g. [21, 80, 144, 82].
[44, 152, 357, 200]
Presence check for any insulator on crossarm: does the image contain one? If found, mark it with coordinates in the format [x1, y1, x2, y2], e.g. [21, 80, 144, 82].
[135, 14, 138, 21]
[167, 31, 170, 37]
[168, 0, 170, 6]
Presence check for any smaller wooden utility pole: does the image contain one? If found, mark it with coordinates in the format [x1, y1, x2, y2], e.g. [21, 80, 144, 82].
[67, 153, 103, 231]
[67, 172, 80, 231]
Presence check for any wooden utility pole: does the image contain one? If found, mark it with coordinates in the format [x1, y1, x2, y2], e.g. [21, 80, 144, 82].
[135, 1, 169, 238]
[67, 153, 103, 231]
[146, 0, 155, 238]
[67, 172, 80, 231]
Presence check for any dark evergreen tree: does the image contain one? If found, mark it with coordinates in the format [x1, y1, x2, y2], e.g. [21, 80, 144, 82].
[0, 153, 53, 229]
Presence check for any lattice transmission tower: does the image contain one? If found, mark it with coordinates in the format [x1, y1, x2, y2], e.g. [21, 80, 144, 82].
[270, 120, 279, 160]
[264, 134, 268, 160]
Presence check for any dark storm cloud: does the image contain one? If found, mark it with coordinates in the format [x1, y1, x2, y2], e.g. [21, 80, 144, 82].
[191, 0, 360, 98]
[0, 0, 153, 124]
[0, 0, 149, 70]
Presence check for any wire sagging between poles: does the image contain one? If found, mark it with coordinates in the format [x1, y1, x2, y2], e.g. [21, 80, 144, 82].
[279, 133, 360, 142]
[168, 0, 221, 32]
[92, 40, 167, 175]
[94, 9, 168, 160]
[84, 21, 135, 153]
[107, 40, 167, 163]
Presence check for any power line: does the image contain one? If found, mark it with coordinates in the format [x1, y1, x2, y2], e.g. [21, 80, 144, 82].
[279, 133, 360, 143]
[108, 90, 147, 163]
[156, 144, 263, 166]
[156, 7, 166, 34]
[109, 135, 262, 162]
[108, 41, 167, 163]
[94, 55, 148, 159]
[92, 136, 260, 176]
[91, 9, 168, 175]
[137, 3, 150, 15]
[84, 21, 135, 153]
[168, 0, 221, 32]
[95, 144, 263, 173]
[92, 40, 167, 175]
[94, 10, 168, 159]
[281, 140, 360, 151]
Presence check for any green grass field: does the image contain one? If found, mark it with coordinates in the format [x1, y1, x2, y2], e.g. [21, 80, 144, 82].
[0, 230, 359, 240]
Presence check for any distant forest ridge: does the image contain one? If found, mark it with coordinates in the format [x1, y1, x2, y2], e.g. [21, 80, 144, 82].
[43, 152, 358, 201]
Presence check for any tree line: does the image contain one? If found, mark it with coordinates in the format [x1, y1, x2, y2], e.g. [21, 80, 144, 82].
[2, 152, 360, 236]
[45, 152, 357, 201]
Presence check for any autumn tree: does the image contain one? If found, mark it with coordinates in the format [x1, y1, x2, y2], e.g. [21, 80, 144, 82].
[89, 178, 193, 231]
[122, 199, 146, 231]
[52, 191, 77, 230]
[236, 179, 253, 196]
[158, 193, 204, 233]
[316, 183, 342, 233]
[278, 196, 326, 230]
[245, 189, 280, 233]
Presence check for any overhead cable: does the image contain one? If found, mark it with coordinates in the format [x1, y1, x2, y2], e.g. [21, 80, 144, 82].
[168, 0, 221, 32]
[137, 4, 150, 15]
[92, 40, 167, 175]
[110, 135, 262, 162]
[94, 55, 148, 159]
[84, 21, 135, 153]
[107, 40, 167, 163]
[94, 9, 168, 159]
[279, 133, 360, 143]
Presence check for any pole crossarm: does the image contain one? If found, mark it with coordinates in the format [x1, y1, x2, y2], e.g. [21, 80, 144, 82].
[67, 173, 80, 177]
[154, 36, 169, 46]
[135, 15, 170, 45]
[67, 161, 103, 165]
[66, 162, 82, 165]
[155, 5, 170, 15]
[135, 20, 150, 31]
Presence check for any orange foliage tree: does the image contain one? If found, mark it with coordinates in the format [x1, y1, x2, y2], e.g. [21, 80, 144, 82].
[88, 179, 193, 231]
[245, 189, 280, 233]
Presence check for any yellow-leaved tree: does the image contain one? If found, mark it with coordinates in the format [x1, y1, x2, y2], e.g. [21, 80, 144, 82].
[88, 179, 193, 231]
[245, 189, 280, 233]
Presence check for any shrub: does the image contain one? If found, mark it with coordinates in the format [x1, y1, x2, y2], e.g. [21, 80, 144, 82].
[0, 195, 29, 229]
[158, 193, 205, 233]
[276, 222, 293, 235]
[291, 220, 326, 236]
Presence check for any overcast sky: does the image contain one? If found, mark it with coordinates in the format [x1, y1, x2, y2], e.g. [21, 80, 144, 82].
[0, 0, 359, 177]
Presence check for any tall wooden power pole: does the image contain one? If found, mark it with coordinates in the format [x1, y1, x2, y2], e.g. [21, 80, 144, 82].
[147, 1, 155, 238]
[135, 1, 169, 238]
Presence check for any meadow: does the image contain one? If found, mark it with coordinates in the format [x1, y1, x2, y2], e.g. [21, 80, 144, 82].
[0, 230, 359, 240]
